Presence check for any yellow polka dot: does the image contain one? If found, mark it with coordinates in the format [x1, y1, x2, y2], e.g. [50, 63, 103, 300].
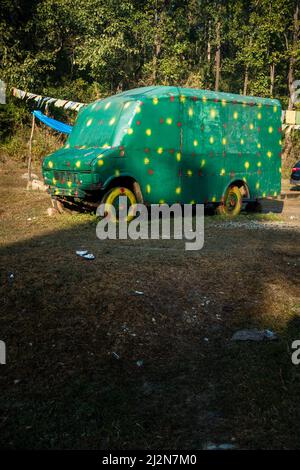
[257, 112, 262, 120]
[243, 177, 247, 182]
[273, 105, 277, 113]
[257, 161, 262, 167]
[262, 192, 266, 197]
[109, 117, 116, 125]
[201, 159, 206, 167]
[209, 136, 214, 144]
[257, 143, 261, 149]
[144, 158, 150, 165]
[274, 191, 277, 197]
[48, 161, 53, 168]
[187, 170, 193, 176]
[166, 117, 172, 125]
[279, 139, 282, 145]
[220, 168, 225, 176]
[193, 139, 198, 147]
[212, 196, 216, 202]
[86, 118, 93, 126]
[102, 143, 110, 148]
[258, 102, 262, 108]
[152, 97, 158, 105]
[233, 111, 238, 120]
[52, 178, 56, 185]
[157, 147, 163, 154]
[104, 102, 111, 110]
[176, 152, 181, 162]
[268, 126, 273, 134]
[127, 128, 133, 135]
[240, 138, 244, 145]
[190, 200, 195, 204]
[279, 167, 282, 173]
[202, 96, 207, 103]
[221, 99, 226, 106]
[146, 129, 152, 136]
[249, 123, 254, 130]
[267, 151, 272, 158]
[76, 161, 81, 168]
[65, 143, 70, 149]
[136, 106, 141, 113]
[180, 95, 186, 103]
[245, 161, 250, 169]
[176, 187, 181, 195]
[256, 182, 260, 189]
[188, 107, 194, 117]
[67, 181, 72, 187]
[222, 137, 227, 145]
[159, 199, 165, 204]
[115, 169, 120, 176]
[98, 159, 104, 166]
[210, 109, 217, 119]
[146, 184, 151, 194]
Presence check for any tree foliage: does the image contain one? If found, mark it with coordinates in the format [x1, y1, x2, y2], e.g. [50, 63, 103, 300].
[0, 0, 299, 105]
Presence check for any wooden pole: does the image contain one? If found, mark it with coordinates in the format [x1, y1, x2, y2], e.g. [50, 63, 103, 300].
[27, 114, 35, 186]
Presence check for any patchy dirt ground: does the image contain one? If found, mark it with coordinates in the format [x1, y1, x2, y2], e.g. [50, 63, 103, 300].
[0, 162, 300, 450]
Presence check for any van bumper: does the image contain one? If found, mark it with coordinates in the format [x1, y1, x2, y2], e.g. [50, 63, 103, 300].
[47, 185, 88, 199]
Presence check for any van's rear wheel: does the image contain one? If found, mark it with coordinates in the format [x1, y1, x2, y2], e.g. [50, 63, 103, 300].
[102, 187, 137, 222]
[217, 186, 242, 217]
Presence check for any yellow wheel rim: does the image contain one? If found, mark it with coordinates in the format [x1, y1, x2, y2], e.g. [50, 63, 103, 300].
[104, 187, 137, 223]
[223, 186, 242, 216]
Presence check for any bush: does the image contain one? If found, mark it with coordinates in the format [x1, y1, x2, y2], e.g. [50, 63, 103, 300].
[0, 124, 64, 166]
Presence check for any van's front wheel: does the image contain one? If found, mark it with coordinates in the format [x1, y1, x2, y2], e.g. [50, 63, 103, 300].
[217, 186, 242, 217]
[102, 187, 137, 222]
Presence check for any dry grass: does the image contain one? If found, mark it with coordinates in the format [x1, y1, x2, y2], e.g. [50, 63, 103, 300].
[0, 162, 300, 449]
[0, 126, 64, 165]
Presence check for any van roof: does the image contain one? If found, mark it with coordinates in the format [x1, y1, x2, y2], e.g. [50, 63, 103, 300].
[96, 85, 280, 107]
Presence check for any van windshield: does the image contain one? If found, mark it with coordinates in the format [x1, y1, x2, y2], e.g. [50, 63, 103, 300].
[67, 99, 126, 149]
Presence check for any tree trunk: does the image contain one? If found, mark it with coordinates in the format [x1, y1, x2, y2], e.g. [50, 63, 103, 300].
[270, 63, 275, 96]
[152, 1, 161, 84]
[214, 20, 221, 91]
[243, 66, 248, 95]
[282, 127, 293, 168]
[207, 20, 211, 63]
[288, 2, 299, 109]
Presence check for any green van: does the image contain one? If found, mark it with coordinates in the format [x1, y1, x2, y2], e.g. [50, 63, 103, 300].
[42, 86, 282, 216]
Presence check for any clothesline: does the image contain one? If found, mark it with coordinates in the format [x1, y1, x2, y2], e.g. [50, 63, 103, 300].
[12, 87, 86, 112]
[11, 86, 300, 127]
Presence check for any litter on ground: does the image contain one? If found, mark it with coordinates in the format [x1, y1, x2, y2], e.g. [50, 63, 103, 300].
[231, 328, 278, 342]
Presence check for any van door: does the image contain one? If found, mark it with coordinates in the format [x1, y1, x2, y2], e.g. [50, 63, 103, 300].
[181, 97, 204, 203]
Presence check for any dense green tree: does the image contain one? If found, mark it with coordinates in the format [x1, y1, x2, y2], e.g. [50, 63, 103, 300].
[0, 0, 299, 105]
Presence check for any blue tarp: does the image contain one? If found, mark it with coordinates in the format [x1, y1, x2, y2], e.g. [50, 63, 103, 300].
[33, 110, 73, 134]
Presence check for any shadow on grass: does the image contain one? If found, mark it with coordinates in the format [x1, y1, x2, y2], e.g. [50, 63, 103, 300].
[0, 213, 299, 449]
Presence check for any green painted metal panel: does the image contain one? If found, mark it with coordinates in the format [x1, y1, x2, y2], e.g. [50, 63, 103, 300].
[42, 86, 282, 202]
